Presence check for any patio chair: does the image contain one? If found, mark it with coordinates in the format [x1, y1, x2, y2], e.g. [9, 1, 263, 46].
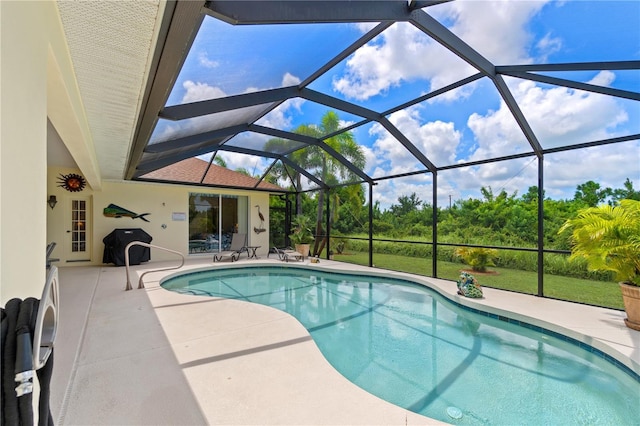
[213, 233, 247, 262]
[273, 247, 304, 262]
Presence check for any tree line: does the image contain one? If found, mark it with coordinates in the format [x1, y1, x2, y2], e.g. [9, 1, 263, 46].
[326, 178, 639, 250]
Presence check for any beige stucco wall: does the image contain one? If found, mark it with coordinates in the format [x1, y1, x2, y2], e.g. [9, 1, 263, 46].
[1, 1, 50, 303]
[47, 166, 271, 265]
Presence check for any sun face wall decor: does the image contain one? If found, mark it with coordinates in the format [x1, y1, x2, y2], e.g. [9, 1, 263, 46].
[57, 173, 86, 192]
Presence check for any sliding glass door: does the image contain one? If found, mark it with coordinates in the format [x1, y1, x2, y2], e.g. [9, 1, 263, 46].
[188, 193, 247, 253]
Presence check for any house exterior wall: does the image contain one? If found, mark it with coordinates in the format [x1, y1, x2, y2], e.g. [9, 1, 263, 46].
[47, 166, 271, 265]
[1, 1, 49, 304]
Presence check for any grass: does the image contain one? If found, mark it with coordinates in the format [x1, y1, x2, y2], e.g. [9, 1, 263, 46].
[333, 251, 625, 310]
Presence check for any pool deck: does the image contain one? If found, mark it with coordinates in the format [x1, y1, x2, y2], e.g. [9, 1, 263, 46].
[51, 257, 639, 425]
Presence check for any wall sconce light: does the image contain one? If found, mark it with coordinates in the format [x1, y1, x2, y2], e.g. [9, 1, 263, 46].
[47, 195, 58, 209]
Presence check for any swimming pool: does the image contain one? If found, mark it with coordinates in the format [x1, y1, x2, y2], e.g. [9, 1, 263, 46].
[162, 266, 640, 425]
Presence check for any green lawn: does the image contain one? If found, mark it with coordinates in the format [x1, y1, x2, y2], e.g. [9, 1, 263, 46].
[333, 251, 624, 310]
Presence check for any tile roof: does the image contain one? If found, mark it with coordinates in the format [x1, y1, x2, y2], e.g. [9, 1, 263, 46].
[140, 158, 284, 191]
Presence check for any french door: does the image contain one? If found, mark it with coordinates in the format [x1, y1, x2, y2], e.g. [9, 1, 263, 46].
[65, 196, 91, 262]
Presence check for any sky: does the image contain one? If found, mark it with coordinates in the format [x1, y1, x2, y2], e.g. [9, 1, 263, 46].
[153, 0, 640, 209]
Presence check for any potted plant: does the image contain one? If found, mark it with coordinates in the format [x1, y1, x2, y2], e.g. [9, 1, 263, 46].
[559, 199, 640, 330]
[289, 214, 315, 258]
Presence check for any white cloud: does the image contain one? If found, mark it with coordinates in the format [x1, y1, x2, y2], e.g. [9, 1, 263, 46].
[255, 72, 305, 130]
[467, 104, 530, 161]
[361, 145, 377, 175]
[535, 33, 563, 62]
[391, 109, 460, 165]
[219, 152, 269, 175]
[587, 70, 615, 86]
[519, 74, 626, 145]
[355, 22, 378, 33]
[366, 107, 461, 176]
[453, 71, 633, 200]
[365, 106, 462, 181]
[197, 51, 219, 69]
[333, 23, 475, 101]
[371, 174, 434, 210]
[437, 157, 538, 206]
[332, 1, 553, 102]
[368, 98, 637, 208]
[255, 97, 304, 130]
[181, 80, 226, 103]
[437, 1, 548, 64]
[467, 72, 628, 161]
[368, 123, 420, 176]
[422, 141, 640, 207]
[282, 72, 301, 87]
[545, 144, 640, 200]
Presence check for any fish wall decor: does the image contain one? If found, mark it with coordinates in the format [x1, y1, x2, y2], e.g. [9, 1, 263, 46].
[103, 204, 150, 222]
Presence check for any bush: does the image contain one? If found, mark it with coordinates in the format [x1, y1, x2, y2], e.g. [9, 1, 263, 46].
[408, 224, 431, 237]
[372, 220, 394, 234]
[454, 247, 497, 272]
[335, 239, 348, 254]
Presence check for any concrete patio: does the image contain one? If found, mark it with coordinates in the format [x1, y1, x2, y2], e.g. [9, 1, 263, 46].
[50, 257, 639, 425]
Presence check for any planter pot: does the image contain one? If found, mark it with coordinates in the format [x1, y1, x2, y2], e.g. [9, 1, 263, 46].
[620, 282, 640, 331]
[294, 244, 310, 259]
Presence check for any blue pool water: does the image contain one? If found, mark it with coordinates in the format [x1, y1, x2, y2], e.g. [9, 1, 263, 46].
[162, 266, 640, 425]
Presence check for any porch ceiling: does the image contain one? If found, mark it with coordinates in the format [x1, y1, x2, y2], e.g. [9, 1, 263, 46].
[53, 0, 167, 180]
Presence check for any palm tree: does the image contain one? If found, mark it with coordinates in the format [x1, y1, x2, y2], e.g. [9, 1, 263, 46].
[212, 154, 227, 168]
[302, 111, 366, 255]
[263, 137, 311, 215]
[265, 111, 366, 255]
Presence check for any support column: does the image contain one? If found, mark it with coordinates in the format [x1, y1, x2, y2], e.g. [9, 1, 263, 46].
[537, 157, 544, 297]
[325, 188, 330, 259]
[369, 183, 373, 267]
[432, 172, 438, 278]
[0, 1, 49, 303]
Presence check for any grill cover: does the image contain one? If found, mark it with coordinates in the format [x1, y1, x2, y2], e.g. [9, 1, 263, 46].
[103, 228, 152, 266]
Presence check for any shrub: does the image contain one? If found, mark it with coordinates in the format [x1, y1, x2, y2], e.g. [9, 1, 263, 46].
[558, 199, 640, 285]
[454, 247, 498, 272]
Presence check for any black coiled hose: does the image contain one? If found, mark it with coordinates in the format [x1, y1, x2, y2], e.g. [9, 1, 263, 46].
[1, 298, 54, 426]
